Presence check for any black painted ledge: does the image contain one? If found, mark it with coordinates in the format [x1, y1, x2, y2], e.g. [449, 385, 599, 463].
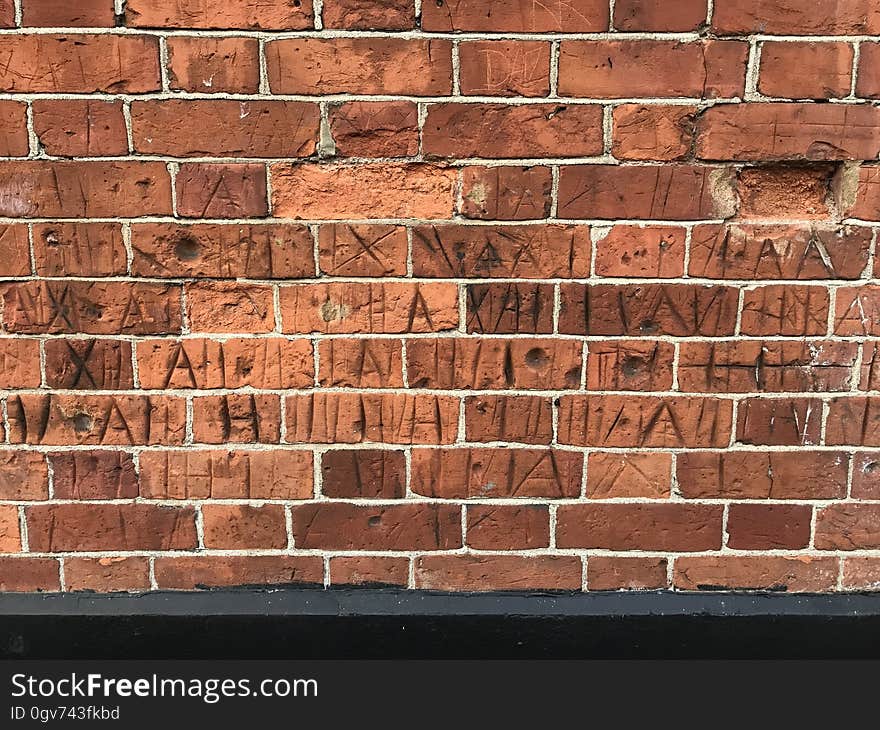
[3, 588, 880, 658]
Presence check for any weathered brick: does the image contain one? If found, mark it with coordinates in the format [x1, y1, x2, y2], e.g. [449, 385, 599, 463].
[558, 395, 733, 447]
[131, 101, 318, 158]
[412, 224, 590, 278]
[834, 286, 880, 336]
[321, 450, 405, 499]
[465, 395, 554, 444]
[740, 285, 830, 337]
[459, 41, 550, 97]
[267, 38, 452, 95]
[816, 504, 880, 549]
[557, 165, 737, 220]
[0, 558, 60, 592]
[466, 505, 550, 549]
[64, 558, 151, 593]
[852, 452, 880, 499]
[0, 452, 48, 500]
[593, 225, 686, 277]
[318, 338, 404, 388]
[0, 161, 171, 218]
[415, 555, 582, 591]
[406, 338, 582, 390]
[410, 448, 583, 498]
[329, 101, 419, 158]
[861, 342, 880, 390]
[32, 100, 128, 157]
[586, 452, 672, 498]
[0, 339, 41, 388]
[421, 0, 609, 32]
[0, 225, 30, 275]
[22, 0, 115, 26]
[286, 393, 459, 444]
[44, 339, 134, 390]
[154, 556, 323, 589]
[759, 42, 853, 99]
[467, 283, 555, 333]
[50, 452, 138, 500]
[0, 35, 160, 92]
[559, 41, 747, 98]
[677, 451, 848, 499]
[674, 556, 838, 592]
[613, 0, 706, 31]
[559, 284, 739, 336]
[0, 0, 10, 26]
[185, 282, 275, 333]
[585, 340, 675, 391]
[737, 165, 834, 219]
[727, 504, 813, 549]
[712, 0, 879, 35]
[191, 394, 281, 444]
[588, 557, 669, 590]
[842, 558, 880, 591]
[329, 557, 409, 586]
[423, 104, 603, 158]
[140, 450, 312, 500]
[2, 281, 182, 334]
[202, 504, 287, 549]
[167, 37, 260, 94]
[292, 503, 462, 550]
[126, 0, 314, 29]
[736, 397, 823, 446]
[612, 105, 696, 161]
[280, 282, 458, 334]
[557, 503, 724, 550]
[840, 166, 880, 220]
[33, 223, 127, 277]
[176, 163, 268, 219]
[6, 394, 186, 446]
[323, 0, 414, 29]
[27, 504, 197, 552]
[857, 43, 880, 98]
[319, 224, 408, 276]
[826, 397, 880, 446]
[0, 102, 29, 156]
[459, 167, 552, 220]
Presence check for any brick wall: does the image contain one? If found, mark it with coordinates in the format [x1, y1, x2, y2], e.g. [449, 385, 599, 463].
[0, 0, 879, 594]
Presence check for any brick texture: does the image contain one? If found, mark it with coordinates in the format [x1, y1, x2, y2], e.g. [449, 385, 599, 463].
[0, 0, 875, 597]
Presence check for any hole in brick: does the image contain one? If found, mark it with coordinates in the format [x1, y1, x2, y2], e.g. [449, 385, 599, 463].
[72, 413, 93, 433]
[736, 163, 841, 219]
[368, 515, 382, 527]
[621, 356, 643, 378]
[639, 320, 659, 334]
[173, 234, 201, 261]
[865, 461, 879, 474]
[524, 348, 550, 369]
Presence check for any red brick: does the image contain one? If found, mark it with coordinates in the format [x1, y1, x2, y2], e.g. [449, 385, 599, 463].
[459, 167, 552, 220]
[322, 0, 414, 29]
[321, 450, 405, 499]
[292, 503, 461, 550]
[613, 0, 706, 30]
[0, 0, 10, 26]
[267, 38, 452, 95]
[558, 503, 723, 550]
[318, 338, 404, 388]
[137, 338, 313, 390]
[271, 163, 457, 220]
[557, 165, 737, 220]
[0, 35, 160, 92]
[329, 101, 419, 158]
[587, 452, 672, 498]
[834, 286, 880, 336]
[126, 0, 314, 29]
[202, 504, 287, 549]
[191, 394, 281, 444]
[33, 223, 127, 276]
[140, 450, 313, 500]
[286, 393, 459, 444]
[50, 452, 138, 500]
[816, 504, 880, 549]
[280, 282, 458, 334]
[677, 451, 848, 499]
[759, 42, 853, 99]
[843, 558, 880, 590]
[176, 163, 267, 219]
[585, 340, 675, 391]
[593, 226, 686, 277]
[558, 395, 733, 448]
[2, 281, 182, 335]
[0, 452, 48, 500]
[185, 282, 275, 333]
[839, 166, 880, 220]
[559, 284, 739, 336]
[466, 283, 555, 333]
[0, 339, 41, 388]
[465, 395, 553, 444]
[0, 558, 60, 592]
[21, 0, 114, 25]
[712, 0, 879, 35]
[856, 43, 880, 98]
[421, 0, 609, 32]
[737, 165, 834, 219]
[26, 504, 197, 552]
[696, 103, 880, 161]
[0, 161, 171, 218]
[64, 558, 151, 593]
[853, 452, 880, 498]
[131, 100, 318, 157]
[167, 37, 260, 94]
[44, 339, 134, 390]
[154, 556, 323, 590]
[727, 504, 813, 550]
[741, 285, 830, 337]
[32, 100, 127, 157]
[736, 397, 822, 446]
[466, 505, 550, 549]
[410, 448, 583, 498]
[612, 105, 696, 161]
[415, 555, 582, 591]
[0, 225, 30, 275]
[826, 397, 880, 446]
[674, 556, 838, 592]
[0, 505, 20, 552]
[6, 394, 186, 446]
[319, 224, 408, 276]
[678, 340, 857, 393]
[690, 224, 871, 280]
[413, 224, 590, 278]
[459, 41, 550, 97]
[423, 104, 603, 158]
[559, 40, 746, 98]
[406, 338, 582, 390]
[588, 557, 669, 591]
[329, 557, 409, 587]
[862, 342, 880, 390]
[0, 101, 28, 156]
